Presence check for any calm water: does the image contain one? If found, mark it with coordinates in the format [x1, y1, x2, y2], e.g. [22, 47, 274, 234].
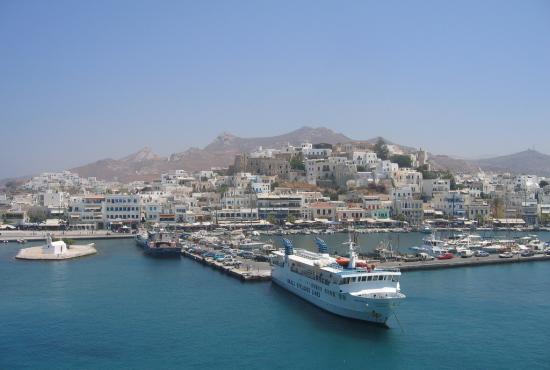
[1, 233, 550, 370]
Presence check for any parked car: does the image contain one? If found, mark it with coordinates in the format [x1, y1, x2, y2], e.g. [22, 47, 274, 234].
[253, 254, 269, 262]
[437, 252, 454, 260]
[499, 252, 514, 258]
[520, 250, 535, 257]
[403, 254, 420, 262]
[417, 252, 435, 261]
[475, 250, 490, 257]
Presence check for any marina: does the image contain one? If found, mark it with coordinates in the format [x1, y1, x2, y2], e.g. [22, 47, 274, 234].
[174, 229, 550, 290]
[2, 236, 550, 369]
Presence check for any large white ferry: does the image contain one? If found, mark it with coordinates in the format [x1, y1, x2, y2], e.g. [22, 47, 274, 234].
[270, 237, 405, 325]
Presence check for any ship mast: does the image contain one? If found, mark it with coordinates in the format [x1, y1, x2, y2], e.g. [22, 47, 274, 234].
[344, 232, 357, 269]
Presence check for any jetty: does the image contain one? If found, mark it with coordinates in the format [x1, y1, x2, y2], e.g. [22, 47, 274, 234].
[182, 249, 271, 282]
[379, 253, 550, 272]
[15, 234, 97, 261]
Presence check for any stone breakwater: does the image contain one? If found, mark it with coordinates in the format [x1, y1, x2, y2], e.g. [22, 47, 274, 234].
[15, 244, 97, 260]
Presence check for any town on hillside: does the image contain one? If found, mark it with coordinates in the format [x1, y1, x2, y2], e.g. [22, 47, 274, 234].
[2, 139, 549, 233]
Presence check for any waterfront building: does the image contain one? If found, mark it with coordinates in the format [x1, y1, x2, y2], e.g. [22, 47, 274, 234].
[337, 206, 366, 222]
[221, 187, 257, 209]
[308, 202, 339, 221]
[464, 200, 491, 221]
[104, 194, 141, 228]
[68, 195, 105, 229]
[521, 201, 539, 225]
[2, 210, 27, 225]
[39, 190, 68, 218]
[215, 208, 259, 223]
[363, 195, 391, 219]
[430, 191, 467, 218]
[257, 193, 303, 221]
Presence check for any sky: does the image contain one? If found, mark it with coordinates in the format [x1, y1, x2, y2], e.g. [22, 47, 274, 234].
[1, 0, 550, 178]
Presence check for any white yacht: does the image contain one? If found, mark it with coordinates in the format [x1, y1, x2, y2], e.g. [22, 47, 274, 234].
[270, 236, 405, 325]
[421, 235, 448, 256]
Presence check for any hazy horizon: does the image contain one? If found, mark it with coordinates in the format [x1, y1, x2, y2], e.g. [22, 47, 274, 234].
[1, 1, 549, 178]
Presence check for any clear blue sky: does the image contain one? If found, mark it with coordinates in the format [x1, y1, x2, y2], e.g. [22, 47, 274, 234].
[1, 0, 549, 178]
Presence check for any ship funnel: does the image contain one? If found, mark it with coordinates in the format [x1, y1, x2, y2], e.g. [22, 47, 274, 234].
[314, 237, 329, 255]
[281, 238, 294, 256]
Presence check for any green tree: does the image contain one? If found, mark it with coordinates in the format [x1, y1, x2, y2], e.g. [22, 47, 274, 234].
[216, 184, 228, 194]
[290, 154, 305, 171]
[491, 197, 505, 219]
[390, 154, 412, 168]
[475, 214, 486, 226]
[27, 206, 49, 223]
[270, 181, 280, 192]
[287, 214, 296, 223]
[374, 138, 389, 160]
[540, 180, 549, 188]
[266, 214, 277, 224]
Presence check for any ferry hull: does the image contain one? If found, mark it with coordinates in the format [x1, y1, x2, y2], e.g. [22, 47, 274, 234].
[135, 237, 148, 248]
[272, 268, 404, 325]
[144, 247, 181, 258]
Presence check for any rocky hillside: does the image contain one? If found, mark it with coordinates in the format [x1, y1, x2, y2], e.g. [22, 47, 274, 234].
[71, 127, 352, 182]
[70, 127, 550, 182]
[473, 149, 550, 176]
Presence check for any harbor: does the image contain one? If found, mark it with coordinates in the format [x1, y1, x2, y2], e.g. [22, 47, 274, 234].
[171, 229, 550, 287]
[3, 235, 550, 370]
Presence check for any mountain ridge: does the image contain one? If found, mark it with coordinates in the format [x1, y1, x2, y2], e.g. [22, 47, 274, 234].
[69, 128, 550, 182]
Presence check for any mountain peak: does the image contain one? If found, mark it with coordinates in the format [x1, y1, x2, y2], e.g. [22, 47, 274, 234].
[120, 147, 162, 162]
[213, 132, 238, 146]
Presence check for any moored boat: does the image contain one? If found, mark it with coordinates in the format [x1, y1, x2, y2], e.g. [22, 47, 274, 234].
[137, 230, 181, 257]
[270, 235, 405, 326]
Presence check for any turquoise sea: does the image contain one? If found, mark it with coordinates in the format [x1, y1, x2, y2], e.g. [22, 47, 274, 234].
[1, 232, 550, 369]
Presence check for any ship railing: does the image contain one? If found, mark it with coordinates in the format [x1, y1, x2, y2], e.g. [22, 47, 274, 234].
[373, 267, 401, 273]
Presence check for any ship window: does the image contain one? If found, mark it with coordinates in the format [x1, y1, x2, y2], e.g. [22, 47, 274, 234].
[367, 276, 372, 281]
[373, 276, 378, 281]
[351, 277, 356, 282]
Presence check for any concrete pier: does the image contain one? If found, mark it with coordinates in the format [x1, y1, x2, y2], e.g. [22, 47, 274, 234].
[15, 244, 97, 260]
[182, 250, 271, 282]
[379, 253, 550, 272]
